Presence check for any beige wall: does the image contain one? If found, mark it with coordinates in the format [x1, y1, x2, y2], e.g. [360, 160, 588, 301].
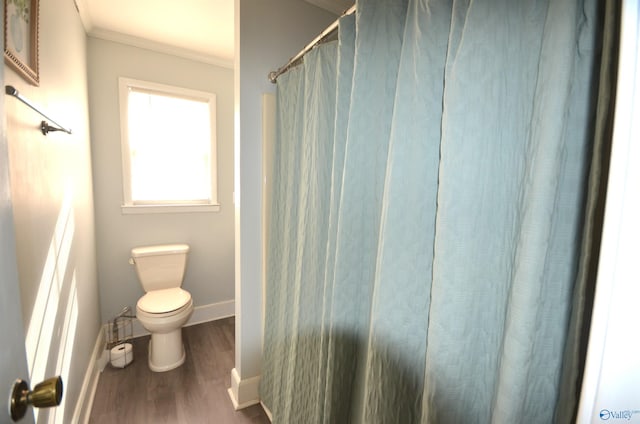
[4, 0, 100, 422]
[87, 38, 235, 323]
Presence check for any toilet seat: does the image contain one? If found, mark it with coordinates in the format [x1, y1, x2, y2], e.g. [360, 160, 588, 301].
[137, 287, 192, 316]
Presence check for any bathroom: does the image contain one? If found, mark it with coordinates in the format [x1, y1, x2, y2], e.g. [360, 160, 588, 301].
[1, 0, 639, 423]
[0, 0, 339, 422]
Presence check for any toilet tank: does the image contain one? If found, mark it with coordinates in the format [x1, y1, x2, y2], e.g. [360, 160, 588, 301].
[131, 244, 189, 292]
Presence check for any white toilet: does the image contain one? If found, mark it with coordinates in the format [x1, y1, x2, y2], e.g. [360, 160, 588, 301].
[130, 244, 194, 372]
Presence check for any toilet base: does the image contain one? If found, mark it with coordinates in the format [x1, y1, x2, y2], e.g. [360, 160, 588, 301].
[147, 329, 186, 372]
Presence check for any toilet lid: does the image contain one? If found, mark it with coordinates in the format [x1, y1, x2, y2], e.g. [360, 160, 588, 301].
[137, 288, 191, 314]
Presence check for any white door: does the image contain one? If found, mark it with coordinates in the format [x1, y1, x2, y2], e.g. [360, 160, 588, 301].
[0, 177, 33, 424]
[576, 0, 640, 422]
[0, 13, 34, 420]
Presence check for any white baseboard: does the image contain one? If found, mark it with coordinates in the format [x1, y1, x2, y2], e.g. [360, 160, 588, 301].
[260, 401, 273, 422]
[72, 325, 106, 424]
[227, 367, 261, 410]
[189, 299, 235, 326]
[78, 300, 235, 422]
[132, 299, 235, 338]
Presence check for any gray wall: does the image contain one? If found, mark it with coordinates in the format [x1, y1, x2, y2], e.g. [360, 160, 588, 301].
[87, 38, 235, 323]
[234, 0, 336, 384]
[4, 0, 100, 422]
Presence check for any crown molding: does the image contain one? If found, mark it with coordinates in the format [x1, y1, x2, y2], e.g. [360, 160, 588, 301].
[75, 0, 233, 69]
[88, 28, 234, 69]
[73, 0, 94, 33]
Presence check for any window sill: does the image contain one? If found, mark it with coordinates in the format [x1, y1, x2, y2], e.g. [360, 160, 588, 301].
[121, 204, 221, 214]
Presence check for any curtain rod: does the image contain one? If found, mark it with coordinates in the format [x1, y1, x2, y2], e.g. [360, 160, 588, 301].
[5, 85, 73, 135]
[268, 4, 356, 83]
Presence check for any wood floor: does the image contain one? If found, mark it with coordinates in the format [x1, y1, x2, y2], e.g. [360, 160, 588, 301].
[89, 317, 270, 424]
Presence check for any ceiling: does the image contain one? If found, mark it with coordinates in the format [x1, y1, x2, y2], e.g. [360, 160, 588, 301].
[76, 0, 352, 68]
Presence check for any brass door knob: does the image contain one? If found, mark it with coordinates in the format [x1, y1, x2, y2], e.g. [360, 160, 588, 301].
[10, 376, 63, 421]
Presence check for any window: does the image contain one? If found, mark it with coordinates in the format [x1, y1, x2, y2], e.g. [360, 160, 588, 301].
[118, 78, 218, 213]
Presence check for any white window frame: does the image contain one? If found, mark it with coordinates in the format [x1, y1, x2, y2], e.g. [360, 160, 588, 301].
[118, 77, 219, 214]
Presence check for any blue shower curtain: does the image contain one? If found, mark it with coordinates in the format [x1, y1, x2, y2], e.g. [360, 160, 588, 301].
[261, 0, 603, 422]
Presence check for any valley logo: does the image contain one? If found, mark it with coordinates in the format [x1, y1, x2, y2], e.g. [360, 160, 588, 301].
[599, 409, 640, 421]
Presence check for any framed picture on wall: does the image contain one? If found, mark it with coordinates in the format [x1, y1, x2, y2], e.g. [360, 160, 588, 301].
[3, 0, 39, 86]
